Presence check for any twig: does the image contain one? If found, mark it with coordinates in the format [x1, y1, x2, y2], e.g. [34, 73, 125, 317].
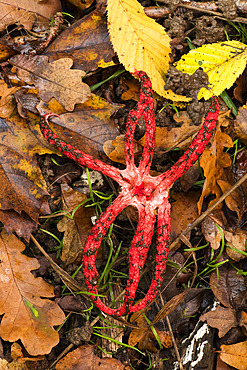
[30, 234, 89, 297]
[166, 315, 184, 370]
[150, 1, 247, 24]
[156, 0, 247, 15]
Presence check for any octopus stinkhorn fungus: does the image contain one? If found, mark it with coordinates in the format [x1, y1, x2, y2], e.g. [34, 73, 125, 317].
[40, 71, 219, 316]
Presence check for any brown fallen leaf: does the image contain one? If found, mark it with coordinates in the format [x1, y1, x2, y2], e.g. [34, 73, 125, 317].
[103, 134, 142, 164]
[0, 0, 62, 31]
[234, 105, 247, 145]
[200, 305, 238, 338]
[0, 112, 53, 224]
[217, 355, 236, 369]
[240, 311, 247, 331]
[0, 229, 65, 356]
[129, 310, 172, 352]
[235, 150, 247, 207]
[0, 80, 20, 119]
[210, 265, 247, 310]
[44, 7, 116, 70]
[66, 0, 94, 10]
[121, 78, 141, 101]
[170, 191, 200, 247]
[108, 111, 201, 164]
[198, 128, 233, 214]
[201, 207, 247, 258]
[201, 212, 225, 250]
[55, 345, 125, 369]
[10, 55, 91, 111]
[0, 38, 15, 63]
[180, 162, 201, 191]
[57, 184, 95, 265]
[36, 94, 122, 159]
[139, 110, 199, 152]
[217, 166, 244, 219]
[10, 342, 45, 366]
[220, 341, 247, 370]
[0, 210, 39, 241]
[233, 72, 247, 105]
[225, 229, 247, 261]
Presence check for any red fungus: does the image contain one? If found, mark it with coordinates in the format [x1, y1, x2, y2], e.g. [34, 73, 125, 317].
[40, 71, 219, 316]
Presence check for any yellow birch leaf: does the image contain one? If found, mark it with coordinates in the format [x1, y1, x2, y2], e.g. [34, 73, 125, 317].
[175, 40, 247, 100]
[107, 0, 190, 102]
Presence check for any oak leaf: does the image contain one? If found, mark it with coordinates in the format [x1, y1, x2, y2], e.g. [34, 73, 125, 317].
[10, 55, 91, 111]
[107, 0, 190, 102]
[0, 229, 65, 355]
[175, 40, 247, 100]
[0, 0, 61, 31]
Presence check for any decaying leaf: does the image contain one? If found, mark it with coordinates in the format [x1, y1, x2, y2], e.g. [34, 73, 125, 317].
[210, 265, 247, 311]
[0, 113, 52, 224]
[0, 0, 62, 31]
[198, 128, 233, 214]
[104, 112, 200, 164]
[235, 150, 247, 207]
[225, 229, 247, 262]
[36, 94, 122, 159]
[220, 341, 247, 370]
[9, 342, 44, 367]
[121, 78, 141, 101]
[129, 310, 172, 352]
[0, 80, 19, 119]
[200, 305, 238, 338]
[176, 40, 247, 100]
[10, 55, 91, 111]
[201, 214, 224, 250]
[57, 184, 95, 265]
[170, 191, 200, 246]
[0, 38, 15, 63]
[66, 0, 93, 10]
[103, 134, 142, 164]
[0, 210, 39, 242]
[55, 345, 125, 369]
[0, 229, 65, 355]
[44, 7, 116, 70]
[139, 110, 199, 152]
[107, 0, 190, 102]
[234, 105, 247, 145]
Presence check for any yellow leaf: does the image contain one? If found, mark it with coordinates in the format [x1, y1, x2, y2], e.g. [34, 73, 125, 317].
[107, 0, 190, 102]
[175, 40, 247, 100]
